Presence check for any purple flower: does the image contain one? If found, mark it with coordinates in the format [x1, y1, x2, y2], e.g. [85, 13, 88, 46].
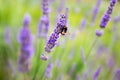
[18, 46, 33, 72]
[22, 13, 31, 27]
[107, 57, 114, 68]
[95, 29, 104, 37]
[38, 15, 49, 38]
[38, 0, 50, 38]
[45, 62, 53, 78]
[19, 27, 32, 46]
[113, 69, 120, 80]
[75, 74, 81, 80]
[91, 0, 102, 23]
[93, 67, 102, 80]
[4, 27, 11, 45]
[18, 13, 33, 72]
[100, 0, 117, 28]
[57, 0, 65, 13]
[69, 63, 76, 76]
[113, 15, 120, 23]
[41, 0, 50, 15]
[45, 14, 67, 53]
[79, 18, 86, 30]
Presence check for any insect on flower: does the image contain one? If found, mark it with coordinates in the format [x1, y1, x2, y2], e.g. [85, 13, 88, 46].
[60, 25, 68, 35]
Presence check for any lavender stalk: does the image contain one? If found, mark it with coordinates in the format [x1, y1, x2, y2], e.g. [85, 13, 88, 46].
[38, 0, 50, 38]
[45, 62, 53, 78]
[93, 67, 102, 80]
[100, 0, 117, 28]
[45, 14, 67, 53]
[91, 0, 102, 23]
[18, 13, 33, 72]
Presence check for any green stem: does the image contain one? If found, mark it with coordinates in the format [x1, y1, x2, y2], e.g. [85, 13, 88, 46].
[86, 37, 98, 61]
[32, 39, 41, 80]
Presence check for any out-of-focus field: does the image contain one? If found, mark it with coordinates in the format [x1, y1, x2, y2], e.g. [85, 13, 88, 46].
[0, 0, 120, 80]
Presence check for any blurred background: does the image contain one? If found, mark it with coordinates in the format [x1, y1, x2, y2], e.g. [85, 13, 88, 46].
[0, 0, 120, 80]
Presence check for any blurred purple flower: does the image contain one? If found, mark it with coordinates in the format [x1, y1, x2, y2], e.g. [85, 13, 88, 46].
[95, 29, 104, 37]
[91, 0, 102, 23]
[113, 15, 120, 23]
[4, 27, 11, 45]
[19, 27, 32, 46]
[22, 13, 31, 27]
[45, 14, 67, 53]
[79, 18, 86, 30]
[55, 59, 61, 68]
[68, 48, 75, 60]
[38, 0, 50, 38]
[41, 0, 50, 15]
[18, 13, 33, 72]
[107, 57, 114, 69]
[93, 67, 102, 80]
[69, 63, 76, 76]
[76, 74, 81, 80]
[57, 0, 65, 13]
[113, 69, 120, 80]
[45, 62, 53, 78]
[38, 15, 49, 38]
[96, 45, 105, 56]
[18, 46, 33, 72]
[100, 0, 117, 28]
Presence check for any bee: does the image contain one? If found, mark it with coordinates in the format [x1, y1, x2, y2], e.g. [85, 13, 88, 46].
[60, 25, 68, 35]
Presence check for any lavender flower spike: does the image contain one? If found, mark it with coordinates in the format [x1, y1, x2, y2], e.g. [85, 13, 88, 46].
[22, 13, 31, 27]
[95, 29, 104, 37]
[45, 62, 53, 78]
[41, 0, 50, 15]
[113, 69, 120, 80]
[93, 67, 102, 80]
[38, 15, 49, 38]
[91, 0, 102, 23]
[18, 13, 33, 72]
[45, 14, 67, 53]
[4, 27, 11, 45]
[100, 0, 117, 28]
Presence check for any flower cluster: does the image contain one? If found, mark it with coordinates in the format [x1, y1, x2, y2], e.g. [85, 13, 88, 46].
[38, 0, 50, 38]
[45, 14, 67, 53]
[100, 0, 117, 28]
[42, 0, 50, 15]
[113, 69, 120, 80]
[45, 62, 53, 78]
[93, 67, 102, 80]
[38, 15, 49, 38]
[91, 0, 102, 23]
[95, 29, 104, 37]
[18, 13, 33, 72]
[96, 0, 117, 37]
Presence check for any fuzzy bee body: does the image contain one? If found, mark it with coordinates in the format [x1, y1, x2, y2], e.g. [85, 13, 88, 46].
[60, 26, 68, 35]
